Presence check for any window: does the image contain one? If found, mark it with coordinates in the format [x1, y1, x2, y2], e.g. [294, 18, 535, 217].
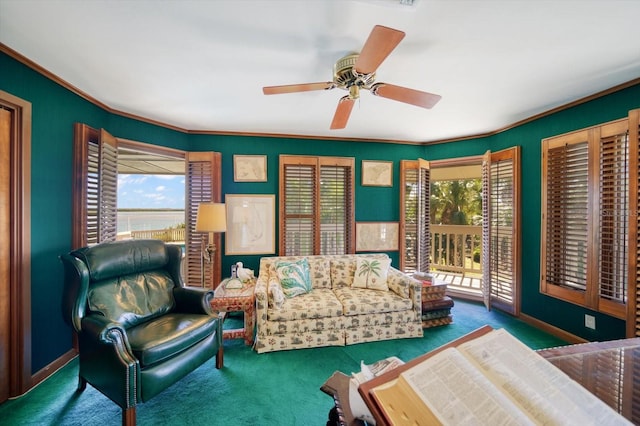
[541, 118, 630, 319]
[279, 155, 354, 255]
[72, 123, 222, 288]
[400, 159, 430, 273]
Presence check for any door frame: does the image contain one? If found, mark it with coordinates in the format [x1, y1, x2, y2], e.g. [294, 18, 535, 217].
[0, 90, 32, 399]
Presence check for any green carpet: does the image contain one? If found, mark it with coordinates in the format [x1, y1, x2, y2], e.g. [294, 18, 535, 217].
[0, 299, 567, 425]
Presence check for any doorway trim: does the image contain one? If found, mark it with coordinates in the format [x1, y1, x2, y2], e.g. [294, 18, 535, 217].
[0, 90, 32, 398]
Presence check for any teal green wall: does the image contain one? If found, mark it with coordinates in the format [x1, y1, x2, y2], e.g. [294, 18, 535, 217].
[2, 49, 640, 374]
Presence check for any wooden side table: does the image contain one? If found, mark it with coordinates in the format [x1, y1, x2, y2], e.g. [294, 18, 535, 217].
[210, 279, 256, 345]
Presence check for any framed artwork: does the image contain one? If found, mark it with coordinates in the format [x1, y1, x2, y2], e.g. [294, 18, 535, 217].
[225, 194, 275, 255]
[362, 160, 393, 186]
[356, 222, 399, 252]
[234, 155, 267, 182]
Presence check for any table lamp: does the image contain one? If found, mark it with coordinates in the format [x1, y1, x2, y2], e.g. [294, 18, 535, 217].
[195, 202, 227, 264]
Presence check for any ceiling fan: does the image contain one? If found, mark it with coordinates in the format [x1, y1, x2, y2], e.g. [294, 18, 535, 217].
[263, 25, 441, 130]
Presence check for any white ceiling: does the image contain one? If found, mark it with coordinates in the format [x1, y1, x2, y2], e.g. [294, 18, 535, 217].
[2, 0, 640, 143]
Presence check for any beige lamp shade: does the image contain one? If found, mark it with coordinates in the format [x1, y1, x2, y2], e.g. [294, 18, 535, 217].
[195, 203, 227, 233]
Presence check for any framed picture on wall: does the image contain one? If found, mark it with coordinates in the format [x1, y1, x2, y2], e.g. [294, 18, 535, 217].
[225, 194, 275, 255]
[356, 222, 399, 252]
[362, 160, 393, 186]
[234, 155, 267, 182]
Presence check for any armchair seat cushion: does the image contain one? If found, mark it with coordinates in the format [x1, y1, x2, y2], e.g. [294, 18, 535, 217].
[333, 287, 413, 316]
[127, 313, 218, 367]
[267, 288, 343, 322]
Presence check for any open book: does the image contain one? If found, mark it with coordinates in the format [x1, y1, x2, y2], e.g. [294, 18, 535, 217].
[367, 328, 631, 426]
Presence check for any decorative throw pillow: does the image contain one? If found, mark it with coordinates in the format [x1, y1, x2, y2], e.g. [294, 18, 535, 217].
[308, 257, 331, 289]
[268, 277, 285, 309]
[275, 258, 312, 298]
[330, 258, 356, 289]
[352, 256, 391, 291]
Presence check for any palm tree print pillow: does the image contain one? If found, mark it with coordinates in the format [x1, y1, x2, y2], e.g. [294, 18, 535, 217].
[352, 257, 391, 291]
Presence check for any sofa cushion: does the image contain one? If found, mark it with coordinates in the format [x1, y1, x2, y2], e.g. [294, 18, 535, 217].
[126, 313, 218, 367]
[275, 259, 312, 298]
[308, 257, 331, 289]
[267, 288, 343, 322]
[334, 287, 413, 316]
[330, 258, 356, 289]
[352, 256, 391, 291]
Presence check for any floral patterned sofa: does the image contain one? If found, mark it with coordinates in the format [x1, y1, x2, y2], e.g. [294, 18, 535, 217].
[254, 253, 422, 353]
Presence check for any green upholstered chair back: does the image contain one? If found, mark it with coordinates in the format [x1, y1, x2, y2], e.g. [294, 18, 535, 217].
[69, 239, 178, 328]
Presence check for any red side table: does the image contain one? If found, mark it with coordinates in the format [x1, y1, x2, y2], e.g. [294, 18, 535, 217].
[210, 279, 256, 345]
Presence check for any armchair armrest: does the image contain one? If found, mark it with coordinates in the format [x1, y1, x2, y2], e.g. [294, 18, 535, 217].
[173, 286, 215, 315]
[79, 315, 139, 408]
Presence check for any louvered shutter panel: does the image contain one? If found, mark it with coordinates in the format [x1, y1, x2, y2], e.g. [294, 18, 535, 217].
[319, 157, 354, 255]
[400, 159, 429, 273]
[598, 121, 629, 318]
[185, 152, 221, 288]
[417, 159, 430, 272]
[628, 109, 640, 337]
[482, 151, 491, 309]
[280, 156, 317, 255]
[543, 132, 590, 300]
[320, 165, 348, 255]
[85, 131, 100, 245]
[400, 161, 419, 272]
[486, 147, 521, 315]
[98, 129, 118, 243]
[72, 124, 117, 248]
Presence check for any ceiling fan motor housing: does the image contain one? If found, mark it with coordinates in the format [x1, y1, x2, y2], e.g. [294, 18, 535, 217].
[333, 53, 375, 92]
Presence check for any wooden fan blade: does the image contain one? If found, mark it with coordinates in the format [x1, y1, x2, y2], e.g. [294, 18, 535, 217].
[263, 82, 335, 95]
[371, 83, 441, 109]
[354, 25, 405, 75]
[330, 97, 355, 130]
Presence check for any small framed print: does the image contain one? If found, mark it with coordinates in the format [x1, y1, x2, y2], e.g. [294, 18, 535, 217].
[362, 160, 393, 186]
[234, 155, 267, 182]
[356, 222, 399, 252]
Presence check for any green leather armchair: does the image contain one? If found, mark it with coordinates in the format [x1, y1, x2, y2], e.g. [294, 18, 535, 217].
[60, 239, 223, 426]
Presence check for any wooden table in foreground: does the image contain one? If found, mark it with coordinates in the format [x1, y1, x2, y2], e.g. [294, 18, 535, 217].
[322, 327, 640, 425]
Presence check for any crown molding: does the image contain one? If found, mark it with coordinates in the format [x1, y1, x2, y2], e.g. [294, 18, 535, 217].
[3, 42, 638, 146]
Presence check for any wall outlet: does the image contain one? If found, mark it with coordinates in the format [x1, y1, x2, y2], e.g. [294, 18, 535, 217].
[585, 314, 596, 330]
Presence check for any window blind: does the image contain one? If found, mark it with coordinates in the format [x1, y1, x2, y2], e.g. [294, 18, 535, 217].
[280, 155, 354, 256]
[545, 140, 589, 291]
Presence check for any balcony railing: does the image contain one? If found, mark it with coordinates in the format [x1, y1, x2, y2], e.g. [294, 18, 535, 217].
[118, 228, 185, 242]
[430, 224, 482, 295]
